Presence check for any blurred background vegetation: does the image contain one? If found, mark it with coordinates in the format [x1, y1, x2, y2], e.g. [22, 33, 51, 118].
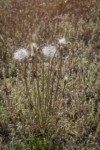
[0, 0, 100, 149]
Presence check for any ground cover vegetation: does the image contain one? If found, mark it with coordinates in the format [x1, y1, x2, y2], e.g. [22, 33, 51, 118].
[0, 0, 100, 149]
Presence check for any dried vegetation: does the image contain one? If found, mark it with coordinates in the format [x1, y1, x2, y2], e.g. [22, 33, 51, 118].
[0, 0, 100, 149]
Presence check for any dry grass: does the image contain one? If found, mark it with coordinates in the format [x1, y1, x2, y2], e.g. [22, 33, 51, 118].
[0, 0, 100, 149]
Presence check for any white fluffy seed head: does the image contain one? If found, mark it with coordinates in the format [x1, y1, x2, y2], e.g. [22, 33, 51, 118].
[13, 48, 29, 61]
[42, 45, 57, 58]
[58, 37, 66, 45]
[64, 76, 68, 81]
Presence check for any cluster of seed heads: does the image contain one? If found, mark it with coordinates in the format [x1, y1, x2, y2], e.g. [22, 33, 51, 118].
[13, 37, 67, 61]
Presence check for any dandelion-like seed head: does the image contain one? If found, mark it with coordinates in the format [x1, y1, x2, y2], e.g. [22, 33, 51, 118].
[13, 48, 29, 61]
[42, 44, 57, 58]
[64, 76, 68, 81]
[64, 75, 68, 84]
[58, 37, 66, 45]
